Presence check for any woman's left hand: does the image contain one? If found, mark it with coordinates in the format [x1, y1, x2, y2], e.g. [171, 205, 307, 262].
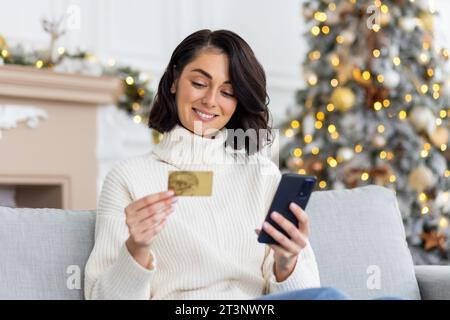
[255, 202, 310, 282]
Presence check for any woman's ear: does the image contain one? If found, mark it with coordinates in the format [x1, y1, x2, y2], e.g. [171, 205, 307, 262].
[170, 81, 177, 94]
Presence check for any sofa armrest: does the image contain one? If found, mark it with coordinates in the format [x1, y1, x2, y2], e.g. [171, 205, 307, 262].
[415, 265, 450, 300]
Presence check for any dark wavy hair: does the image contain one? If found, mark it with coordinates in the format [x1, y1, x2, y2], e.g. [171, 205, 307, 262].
[148, 29, 273, 155]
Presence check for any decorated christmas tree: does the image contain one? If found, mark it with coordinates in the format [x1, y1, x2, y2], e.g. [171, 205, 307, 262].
[280, 0, 450, 264]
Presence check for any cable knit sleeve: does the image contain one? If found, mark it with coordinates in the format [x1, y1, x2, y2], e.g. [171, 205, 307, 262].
[84, 164, 156, 300]
[259, 157, 321, 294]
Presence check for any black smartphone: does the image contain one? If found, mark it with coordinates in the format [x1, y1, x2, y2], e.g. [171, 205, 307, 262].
[257, 173, 317, 245]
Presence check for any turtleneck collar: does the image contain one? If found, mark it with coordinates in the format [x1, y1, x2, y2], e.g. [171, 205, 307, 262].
[151, 124, 240, 170]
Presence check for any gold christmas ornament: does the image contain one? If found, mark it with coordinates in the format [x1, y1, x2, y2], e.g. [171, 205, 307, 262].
[337, 147, 354, 162]
[380, 12, 391, 26]
[418, 12, 434, 32]
[408, 165, 435, 192]
[399, 17, 417, 32]
[330, 87, 356, 112]
[410, 106, 436, 134]
[372, 134, 387, 148]
[430, 126, 449, 147]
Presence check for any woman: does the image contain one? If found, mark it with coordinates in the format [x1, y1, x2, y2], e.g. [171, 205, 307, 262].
[84, 29, 348, 300]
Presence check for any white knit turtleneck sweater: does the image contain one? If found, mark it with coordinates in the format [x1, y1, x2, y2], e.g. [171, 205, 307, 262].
[84, 124, 320, 300]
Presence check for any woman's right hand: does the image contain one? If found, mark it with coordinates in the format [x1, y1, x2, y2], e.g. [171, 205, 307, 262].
[125, 190, 177, 269]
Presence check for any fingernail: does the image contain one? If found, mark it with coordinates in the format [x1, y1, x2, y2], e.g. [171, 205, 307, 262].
[271, 212, 279, 219]
[290, 202, 298, 209]
[263, 222, 269, 228]
[167, 190, 175, 196]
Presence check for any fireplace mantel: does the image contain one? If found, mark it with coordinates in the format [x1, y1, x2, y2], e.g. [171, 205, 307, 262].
[0, 65, 123, 210]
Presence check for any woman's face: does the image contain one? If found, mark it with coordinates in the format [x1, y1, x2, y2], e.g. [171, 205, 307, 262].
[171, 48, 238, 137]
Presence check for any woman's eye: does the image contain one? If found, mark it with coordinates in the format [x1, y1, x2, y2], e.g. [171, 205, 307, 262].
[222, 92, 234, 98]
[191, 82, 206, 88]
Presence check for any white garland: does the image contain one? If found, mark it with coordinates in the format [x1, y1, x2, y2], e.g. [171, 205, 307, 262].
[0, 105, 48, 136]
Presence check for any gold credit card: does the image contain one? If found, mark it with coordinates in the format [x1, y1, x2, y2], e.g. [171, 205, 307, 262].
[168, 171, 213, 196]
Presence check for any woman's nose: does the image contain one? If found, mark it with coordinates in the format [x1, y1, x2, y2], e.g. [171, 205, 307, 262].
[202, 89, 218, 107]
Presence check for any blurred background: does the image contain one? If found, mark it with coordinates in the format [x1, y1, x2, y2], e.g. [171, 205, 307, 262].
[0, 0, 449, 264]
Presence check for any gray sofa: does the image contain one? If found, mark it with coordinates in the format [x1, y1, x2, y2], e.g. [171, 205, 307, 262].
[1, 185, 449, 300]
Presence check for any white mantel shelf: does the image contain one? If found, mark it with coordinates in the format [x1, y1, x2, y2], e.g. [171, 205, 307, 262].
[0, 65, 123, 105]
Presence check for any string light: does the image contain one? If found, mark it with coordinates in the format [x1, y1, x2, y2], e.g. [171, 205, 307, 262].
[126, 76, 135, 85]
[319, 181, 327, 189]
[362, 71, 371, 80]
[284, 128, 294, 138]
[35, 60, 44, 68]
[372, 24, 381, 32]
[307, 74, 318, 86]
[316, 112, 325, 120]
[436, 118, 442, 126]
[311, 147, 320, 155]
[404, 94, 412, 103]
[330, 132, 339, 139]
[420, 84, 428, 94]
[331, 78, 339, 87]
[440, 110, 447, 118]
[327, 103, 335, 112]
[419, 192, 427, 202]
[380, 151, 387, 159]
[311, 26, 321, 36]
[441, 144, 447, 151]
[377, 74, 384, 83]
[328, 3, 336, 11]
[421, 206, 429, 215]
[57, 47, 65, 55]
[327, 157, 338, 167]
[374, 101, 383, 111]
[336, 35, 344, 44]
[330, 54, 340, 67]
[398, 110, 407, 120]
[309, 50, 321, 60]
[322, 26, 330, 34]
[440, 217, 449, 229]
[361, 172, 369, 181]
[133, 115, 142, 123]
[315, 121, 323, 129]
[420, 149, 429, 157]
[389, 175, 396, 183]
[314, 11, 327, 22]
[393, 56, 401, 65]
[1, 49, 8, 58]
[327, 124, 336, 133]
[304, 135, 313, 143]
[293, 148, 303, 157]
[355, 144, 363, 153]
[291, 120, 300, 129]
[383, 99, 390, 108]
[373, 49, 381, 57]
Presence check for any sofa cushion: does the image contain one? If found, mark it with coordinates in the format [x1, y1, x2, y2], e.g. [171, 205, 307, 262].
[307, 185, 421, 299]
[0, 207, 95, 300]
